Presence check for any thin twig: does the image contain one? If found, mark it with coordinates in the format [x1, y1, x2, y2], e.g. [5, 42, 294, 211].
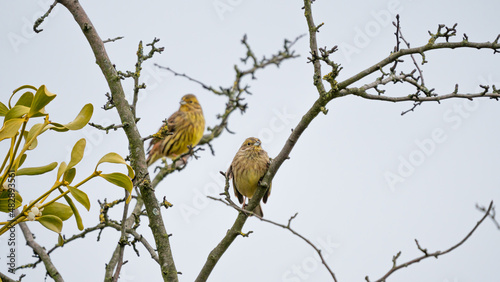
[476, 203, 500, 230]
[209, 196, 337, 281]
[151, 147, 205, 185]
[130, 39, 164, 117]
[19, 217, 159, 271]
[112, 191, 131, 282]
[398, 25, 425, 86]
[16, 210, 64, 282]
[88, 122, 124, 133]
[103, 36, 124, 43]
[303, 0, 327, 95]
[367, 201, 494, 282]
[154, 64, 220, 93]
[33, 0, 58, 33]
[338, 37, 500, 91]
[344, 84, 500, 103]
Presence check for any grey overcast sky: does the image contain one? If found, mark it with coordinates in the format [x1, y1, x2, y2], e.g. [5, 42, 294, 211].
[1, 0, 500, 281]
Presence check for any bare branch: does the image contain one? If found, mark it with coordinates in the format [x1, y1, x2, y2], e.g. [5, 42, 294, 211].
[21, 217, 159, 271]
[476, 203, 500, 230]
[33, 0, 58, 33]
[111, 191, 131, 282]
[16, 210, 63, 282]
[107, 222, 161, 264]
[400, 29, 425, 86]
[57, 1, 178, 280]
[17, 223, 106, 271]
[366, 201, 494, 282]
[0, 272, 22, 282]
[102, 92, 115, 110]
[343, 82, 500, 103]
[303, 0, 328, 95]
[103, 36, 124, 43]
[338, 38, 500, 90]
[130, 39, 164, 117]
[151, 146, 205, 187]
[88, 122, 125, 133]
[195, 198, 250, 282]
[209, 195, 338, 281]
[153, 65, 220, 93]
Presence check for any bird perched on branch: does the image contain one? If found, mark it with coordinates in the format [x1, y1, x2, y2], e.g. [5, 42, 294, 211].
[227, 137, 271, 217]
[147, 94, 205, 167]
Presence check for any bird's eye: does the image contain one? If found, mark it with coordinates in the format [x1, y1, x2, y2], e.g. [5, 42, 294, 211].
[189, 100, 193, 103]
[247, 142, 251, 145]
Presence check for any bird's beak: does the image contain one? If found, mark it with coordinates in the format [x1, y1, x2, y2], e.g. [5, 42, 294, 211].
[254, 140, 261, 146]
[180, 100, 187, 105]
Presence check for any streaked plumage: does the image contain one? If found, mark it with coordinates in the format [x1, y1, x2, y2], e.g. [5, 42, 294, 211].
[227, 137, 271, 217]
[147, 94, 205, 167]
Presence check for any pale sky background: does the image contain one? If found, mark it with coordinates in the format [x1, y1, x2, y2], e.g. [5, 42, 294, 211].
[1, 0, 500, 281]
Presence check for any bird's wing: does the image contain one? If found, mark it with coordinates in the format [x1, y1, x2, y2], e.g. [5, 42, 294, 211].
[227, 164, 244, 204]
[165, 110, 182, 133]
[147, 110, 184, 151]
[263, 158, 271, 203]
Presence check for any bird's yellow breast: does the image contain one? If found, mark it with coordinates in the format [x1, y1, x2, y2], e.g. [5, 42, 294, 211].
[167, 111, 205, 157]
[233, 162, 266, 199]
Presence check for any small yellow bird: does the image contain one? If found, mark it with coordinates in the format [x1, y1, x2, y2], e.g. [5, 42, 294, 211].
[147, 94, 205, 167]
[227, 137, 271, 217]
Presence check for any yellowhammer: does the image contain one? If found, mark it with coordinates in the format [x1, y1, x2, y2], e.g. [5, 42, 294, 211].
[147, 94, 205, 167]
[227, 137, 271, 217]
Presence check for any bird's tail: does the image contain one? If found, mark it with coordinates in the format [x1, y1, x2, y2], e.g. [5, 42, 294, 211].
[146, 150, 161, 167]
[243, 203, 264, 217]
[254, 204, 264, 217]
